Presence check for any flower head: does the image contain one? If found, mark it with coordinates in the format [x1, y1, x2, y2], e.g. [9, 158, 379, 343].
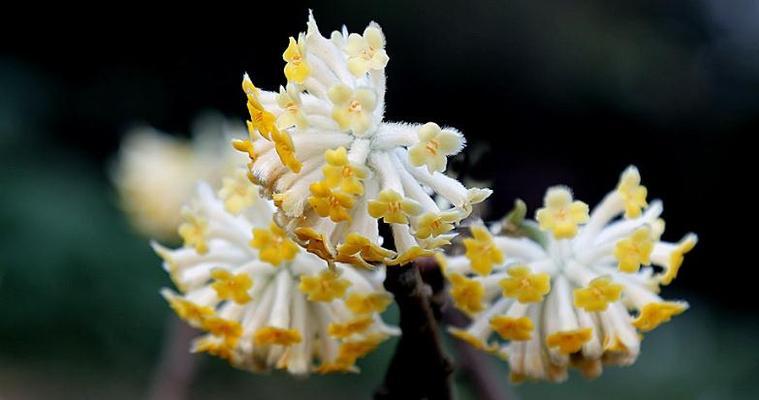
[442, 166, 696, 382]
[154, 179, 397, 374]
[237, 12, 490, 269]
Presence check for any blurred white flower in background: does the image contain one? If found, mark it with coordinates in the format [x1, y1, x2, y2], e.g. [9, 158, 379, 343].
[112, 114, 246, 240]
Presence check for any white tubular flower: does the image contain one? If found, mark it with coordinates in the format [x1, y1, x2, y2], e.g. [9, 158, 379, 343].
[442, 166, 697, 382]
[235, 12, 489, 268]
[154, 179, 398, 375]
[113, 117, 246, 240]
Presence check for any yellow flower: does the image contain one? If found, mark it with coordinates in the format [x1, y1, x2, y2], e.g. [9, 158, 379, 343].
[344, 25, 390, 76]
[250, 223, 299, 266]
[414, 211, 460, 239]
[617, 166, 648, 218]
[210, 268, 253, 304]
[490, 316, 534, 341]
[218, 170, 258, 214]
[178, 209, 208, 254]
[322, 147, 367, 195]
[448, 273, 485, 314]
[367, 189, 422, 225]
[632, 301, 688, 332]
[308, 182, 355, 222]
[545, 328, 593, 354]
[276, 84, 308, 129]
[328, 84, 377, 135]
[162, 289, 213, 328]
[242, 75, 301, 173]
[299, 269, 352, 302]
[573, 276, 623, 312]
[463, 226, 504, 276]
[203, 316, 243, 342]
[336, 233, 396, 266]
[536, 186, 589, 239]
[271, 128, 302, 173]
[499, 265, 551, 303]
[294, 227, 335, 261]
[660, 234, 697, 285]
[345, 292, 393, 314]
[328, 316, 375, 339]
[254, 326, 302, 346]
[242, 75, 277, 140]
[614, 227, 654, 273]
[408, 122, 463, 174]
[283, 36, 310, 84]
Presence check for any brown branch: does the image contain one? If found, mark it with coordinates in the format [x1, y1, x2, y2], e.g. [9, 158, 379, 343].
[147, 315, 199, 400]
[374, 262, 454, 400]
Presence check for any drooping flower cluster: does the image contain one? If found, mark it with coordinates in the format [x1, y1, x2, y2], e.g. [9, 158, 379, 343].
[113, 117, 246, 239]
[154, 180, 398, 374]
[441, 166, 696, 382]
[234, 13, 491, 269]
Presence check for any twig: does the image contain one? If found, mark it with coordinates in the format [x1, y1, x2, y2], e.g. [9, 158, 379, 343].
[374, 262, 454, 400]
[147, 315, 199, 400]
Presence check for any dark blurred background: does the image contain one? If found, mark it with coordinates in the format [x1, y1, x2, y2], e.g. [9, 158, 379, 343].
[1, 1, 756, 399]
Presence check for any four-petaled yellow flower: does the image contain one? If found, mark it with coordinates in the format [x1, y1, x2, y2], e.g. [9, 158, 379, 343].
[367, 189, 422, 225]
[614, 226, 654, 273]
[490, 316, 534, 341]
[283, 36, 310, 84]
[545, 328, 593, 354]
[414, 211, 460, 239]
[617, 165, 648, 218]
[250, 223, 299, 266]
[276, 84, 308, 129]
[573, 276, 623, 312]
[408, 122, 463, 174]
[299, 269, 352, 302]
[345, 25, 390, 76]
[536, 186, 589, 239]
[219, 170, 258, 214]
[308, 182, 355, 222]
[463, 226, 504, 275]
[210, 268, 253, 304]
[178, 209, 208, 254]
[499, 265, 551, 303]
[322, 147, 367, 195]
[328, 84, 377, 135]
[448, 273, 485, 314]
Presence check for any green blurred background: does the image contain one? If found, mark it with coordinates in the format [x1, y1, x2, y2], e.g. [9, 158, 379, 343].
[1, 1, 756, 398]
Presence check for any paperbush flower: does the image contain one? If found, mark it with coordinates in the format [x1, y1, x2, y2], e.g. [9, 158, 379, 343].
[154, 179, 398, 374]
[113, 118, 245, 239]
[234, 12, 491, 268]
[441, 166, 697, 382]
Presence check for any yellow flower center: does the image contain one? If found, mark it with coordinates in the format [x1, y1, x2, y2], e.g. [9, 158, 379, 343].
[349, 99, 362, 112]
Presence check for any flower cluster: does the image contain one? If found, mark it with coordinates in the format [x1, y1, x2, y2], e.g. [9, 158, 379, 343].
[234, 12, 491, 269]
[441, 166, 696, 382]
[114, 118, 245, 239]
[154, 180, 398, 374]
